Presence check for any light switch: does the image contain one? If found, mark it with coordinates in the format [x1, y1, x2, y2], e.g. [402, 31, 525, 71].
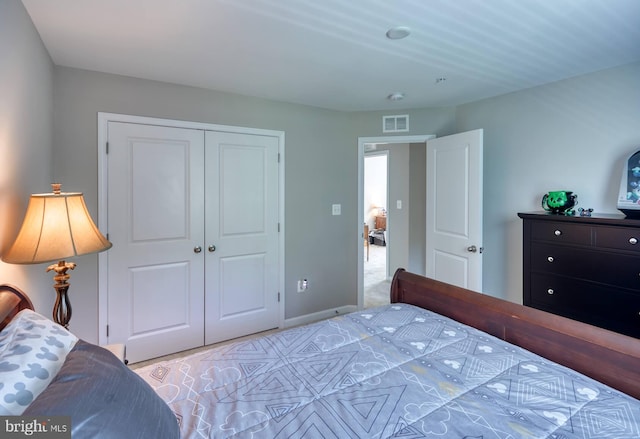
[397, 200, 402, 209]
[332, 204, 341, 215]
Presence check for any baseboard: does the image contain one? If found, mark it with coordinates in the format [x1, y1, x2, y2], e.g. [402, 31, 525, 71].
[284, 305, 358, 328]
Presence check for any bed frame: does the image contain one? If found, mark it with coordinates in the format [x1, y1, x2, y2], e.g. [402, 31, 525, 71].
[1, 273, 639, 400]
[391, 268, 640, 400]
[0, 284, 33, 330]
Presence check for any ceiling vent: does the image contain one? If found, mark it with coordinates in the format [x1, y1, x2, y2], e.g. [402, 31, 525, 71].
[383, 115, 409, 133]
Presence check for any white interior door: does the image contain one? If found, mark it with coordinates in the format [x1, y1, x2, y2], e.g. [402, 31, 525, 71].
[106, 122, 205, 363]
[426, 129, 483, 291]
[204, 131, 280, 344]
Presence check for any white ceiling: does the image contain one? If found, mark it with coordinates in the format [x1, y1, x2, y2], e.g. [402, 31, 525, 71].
[21, 0, 640, 112]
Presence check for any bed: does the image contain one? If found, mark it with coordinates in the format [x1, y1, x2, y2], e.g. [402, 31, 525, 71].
[1, 269, 639, 438]
[0, 284, 179, 438]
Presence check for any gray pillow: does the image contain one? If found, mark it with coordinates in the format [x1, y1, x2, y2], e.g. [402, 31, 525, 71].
[24, 340, 179, 439]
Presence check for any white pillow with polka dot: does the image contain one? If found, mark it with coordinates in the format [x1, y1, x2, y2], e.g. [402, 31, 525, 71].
[0, 309, 78, 415]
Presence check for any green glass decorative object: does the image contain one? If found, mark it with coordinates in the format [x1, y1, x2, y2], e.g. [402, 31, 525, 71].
[542, 191, 577, 214]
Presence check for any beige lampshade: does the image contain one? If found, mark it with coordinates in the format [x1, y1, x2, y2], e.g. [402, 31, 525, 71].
[3, 187, 112, 264]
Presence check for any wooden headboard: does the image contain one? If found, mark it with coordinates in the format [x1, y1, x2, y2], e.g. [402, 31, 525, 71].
[0, 284, 34, 331]
[390, 269, 640, 400]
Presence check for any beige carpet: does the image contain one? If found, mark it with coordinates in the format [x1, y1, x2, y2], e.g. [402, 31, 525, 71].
[364, 243, 391, 308]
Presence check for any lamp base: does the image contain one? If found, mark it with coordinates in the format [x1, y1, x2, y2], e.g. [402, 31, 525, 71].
[46, 260, 76, 329]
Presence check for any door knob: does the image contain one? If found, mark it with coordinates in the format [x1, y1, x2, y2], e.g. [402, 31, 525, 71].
[194, 246, 202, 254]
[467, 245, 477, 253]
[208, 245, 216, 252]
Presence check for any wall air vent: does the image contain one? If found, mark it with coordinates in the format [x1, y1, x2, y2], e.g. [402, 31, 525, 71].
[382, 114, 409, 133]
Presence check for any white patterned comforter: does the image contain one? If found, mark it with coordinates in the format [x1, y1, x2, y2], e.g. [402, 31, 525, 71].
[135, 304, 640, 438]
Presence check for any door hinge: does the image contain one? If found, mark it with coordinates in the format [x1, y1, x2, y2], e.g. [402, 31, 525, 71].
[106, 325, 109, 337]
[277, 292, 281, 302]
[106, 141, 109, 154]
[106, 233, 110, 240]
[277, 153, 281, 163]
[278, 223, 280, 232]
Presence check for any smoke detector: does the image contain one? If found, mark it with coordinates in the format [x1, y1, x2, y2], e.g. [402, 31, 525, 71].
[386, 26, 411, 40]
[387, 92, 405, 101]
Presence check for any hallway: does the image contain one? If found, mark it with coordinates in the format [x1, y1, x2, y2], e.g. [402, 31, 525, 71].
[364, 243, 390, 308]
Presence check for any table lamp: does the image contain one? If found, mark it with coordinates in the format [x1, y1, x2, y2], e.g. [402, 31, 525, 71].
[2, 184, 112, 328]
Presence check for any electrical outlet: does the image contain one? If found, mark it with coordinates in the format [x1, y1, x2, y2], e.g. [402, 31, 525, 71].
[332, 204, 341, 215]
[297, 279, 308, 292]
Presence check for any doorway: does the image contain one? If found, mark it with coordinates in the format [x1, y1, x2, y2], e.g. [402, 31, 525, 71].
[364, 151, 388, 307]
[357, 135, 435, 309]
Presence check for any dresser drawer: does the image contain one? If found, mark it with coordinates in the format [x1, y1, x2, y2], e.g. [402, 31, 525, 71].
[530, 273, 640, 338]
[595, 226, 640, 252]
[530, 220, 591, 245]
[529, 273, 578, 310]
[530, 242, 640, 291]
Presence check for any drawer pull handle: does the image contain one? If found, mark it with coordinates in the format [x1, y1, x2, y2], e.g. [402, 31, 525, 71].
[554, 230, 562, 236]
[630, 237, 638, 245]
[547, 289, 554, 295]
[547, 256, 554, 263]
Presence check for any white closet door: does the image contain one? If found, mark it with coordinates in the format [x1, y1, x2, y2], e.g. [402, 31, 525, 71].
[204, 131, 280, 344]
[107, 122, 205, 363]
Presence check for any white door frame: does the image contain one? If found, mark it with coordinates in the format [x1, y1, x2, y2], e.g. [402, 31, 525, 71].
[357, 134, 435, 309]
[97, 112, 285, 345]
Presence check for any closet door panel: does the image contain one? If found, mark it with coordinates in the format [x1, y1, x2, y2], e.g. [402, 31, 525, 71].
[219, 254, 266, 316]
[205, 131, 279, 344]
[106, 122, 205, 363]
[221, 146, 266, 234]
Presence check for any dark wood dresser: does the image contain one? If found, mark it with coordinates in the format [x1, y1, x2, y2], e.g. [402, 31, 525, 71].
[518, 212, 640, 338]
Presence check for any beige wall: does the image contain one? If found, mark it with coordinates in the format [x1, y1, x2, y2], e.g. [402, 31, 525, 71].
[408, 142, 426, 275]
[0, 0, 54, 314]
[52, 67, 363, 340]
[456, 61, 640, 303]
